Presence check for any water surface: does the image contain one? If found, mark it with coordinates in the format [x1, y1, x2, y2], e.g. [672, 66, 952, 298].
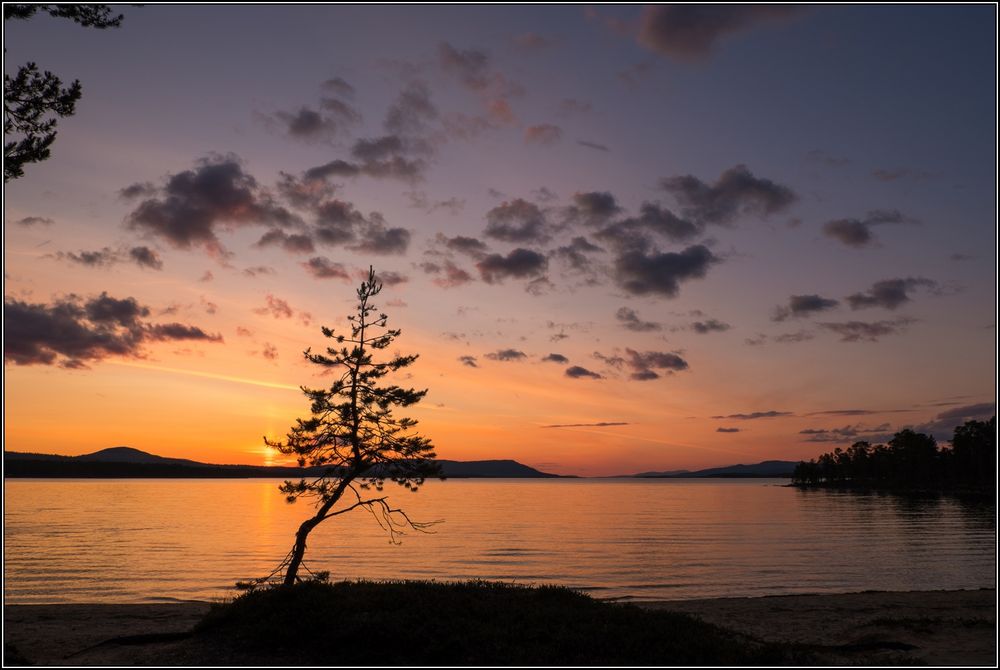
[4, 478, 995, 603]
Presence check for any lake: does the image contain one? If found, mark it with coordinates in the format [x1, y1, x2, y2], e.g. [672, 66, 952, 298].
[3, 478, 995, 604]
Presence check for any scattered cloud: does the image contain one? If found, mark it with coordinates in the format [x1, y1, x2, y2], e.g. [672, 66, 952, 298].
[772, 294, 840, 321]
[818, 317, 916, 342]
[711, 411, 793, 420]
[484, 199, 551, 244]
[458, 355, 478, 368]
[690, 318, 730, 334]
[124, 155, 300, 256]
[302, 257, 350, 280]
[661, 164, 797, 225]
[577, 139, 610, 152]
[822, 209, 914, 249]
[477, 248, 548, 284]
[846, 277, 937, 310]
[615, 306, 662, 332]
[637, 5, 803, 61]
[4, 292, 221, 368]
[613, 244, 718, 298]
[542, 353, 569, 364]
[13, 215, 55, 226]
[565, 365, 603, 379]
[484, 348, 527, 362]
[625, 348, 689, 380]
[716, 427, 741, 433]
[542, 421, 628, 428]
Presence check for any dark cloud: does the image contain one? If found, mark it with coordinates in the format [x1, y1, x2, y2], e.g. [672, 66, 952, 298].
[661, 164, 797, 225]
[772, 294, 840, 321]
[442, 235, 489, 258]
[524, 124, 562, 145]
[52, 247, 119, 267]
[423, 260, 475, 289]
[566, 365, 603, 379]
[373, 270, 408, 286]
[321, 77, 355, 98]
[613, 244, 718, 298]
[711, 411, 793, 420]
[625, 348, 689, 381]
[553, 236, 604, 275]
[259, 342, 279, 361]
[53, 246, 163, 271]
[275, 172, 338, 210]
[799, 423, 895, 444]
[691, 319, 730, 334]
[351, 135, 405, 162]
[13, 215, 55, 226]
[349, 218, 410, 255]
[257, 228, 316, 254]
[818, 318, 916, 342]
[485, 348, 527, 362]
[638, 5, 803, 61]
[717, 427, 741, 433]
[543, 421, 628, 428]
[4, 292, 221, 368]
[846, 277, 937, 310]
[542, 353, 569, 364]
[272, 106, 341, 140]
[477, 248, 548, 284]
[458, 355, 478, 368]
[384, 80, 439, 135]
[615, 307, 662, 332]
[484, 199, 551, 244]
[117, 182, 157, 200]
[302, 256, 350, 280]
[564, 191, 622, 227]
[129, 246, 163, 270]
[254, 294, 295, 319]
[303, 155, 425, 183]
[806, 409, 913, 417]
[822, 209, 913, 249]
[125, 156, 300, 255]
[577, 140, 610, 152]
[911, 403, 996, 441]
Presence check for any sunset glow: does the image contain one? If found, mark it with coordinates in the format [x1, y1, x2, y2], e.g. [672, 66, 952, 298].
[4, 5, 995, 476]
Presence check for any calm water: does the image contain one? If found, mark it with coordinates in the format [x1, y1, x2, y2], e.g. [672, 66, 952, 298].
[3, 479, 995, 604]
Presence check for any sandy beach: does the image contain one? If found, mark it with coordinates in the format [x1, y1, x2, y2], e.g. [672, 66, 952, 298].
[4, 588, 995, 665]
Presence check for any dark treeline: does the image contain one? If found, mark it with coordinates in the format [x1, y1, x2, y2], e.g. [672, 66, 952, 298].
[793, 417, 995, 492]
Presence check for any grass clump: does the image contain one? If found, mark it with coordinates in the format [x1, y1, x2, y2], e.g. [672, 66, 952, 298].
[195, 579, 806, 665]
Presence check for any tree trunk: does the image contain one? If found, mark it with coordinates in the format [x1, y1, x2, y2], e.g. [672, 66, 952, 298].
[283, 517, 319, 586]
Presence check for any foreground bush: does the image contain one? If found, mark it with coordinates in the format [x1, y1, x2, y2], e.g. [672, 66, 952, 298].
[196, 580, 802, 665]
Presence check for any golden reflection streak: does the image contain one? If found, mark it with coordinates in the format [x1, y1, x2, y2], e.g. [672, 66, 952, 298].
[108, 360, 300, 391]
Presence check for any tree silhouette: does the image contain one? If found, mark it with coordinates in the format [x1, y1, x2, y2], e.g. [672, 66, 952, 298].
[4, 4, 123, 181]
[792, 418, 996, 492]
[263, 267, 441, 587]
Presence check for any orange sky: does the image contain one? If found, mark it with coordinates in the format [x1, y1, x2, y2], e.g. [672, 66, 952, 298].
[4, 6, 995, 476]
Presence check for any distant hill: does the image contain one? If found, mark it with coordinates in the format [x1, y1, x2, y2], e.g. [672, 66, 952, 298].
[632, 460, 798, 478]
[3, 448, 562, 479]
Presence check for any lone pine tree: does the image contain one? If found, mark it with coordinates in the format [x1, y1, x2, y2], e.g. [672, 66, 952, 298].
[265, 266, 441, 586]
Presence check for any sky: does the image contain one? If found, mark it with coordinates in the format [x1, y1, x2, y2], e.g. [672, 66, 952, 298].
[3, 5, 997, 476]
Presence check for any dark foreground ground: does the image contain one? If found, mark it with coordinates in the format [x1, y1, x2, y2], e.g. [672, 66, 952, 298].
[4, 583, 996, 666]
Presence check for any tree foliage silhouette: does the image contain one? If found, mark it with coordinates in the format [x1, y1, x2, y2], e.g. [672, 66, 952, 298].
[793, 417, 996, 492]
[4, 4, 123, 181]
[264, 267, 441, 587]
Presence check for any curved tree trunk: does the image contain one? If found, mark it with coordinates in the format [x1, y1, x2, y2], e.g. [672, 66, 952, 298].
[283, 516, 319, 586]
